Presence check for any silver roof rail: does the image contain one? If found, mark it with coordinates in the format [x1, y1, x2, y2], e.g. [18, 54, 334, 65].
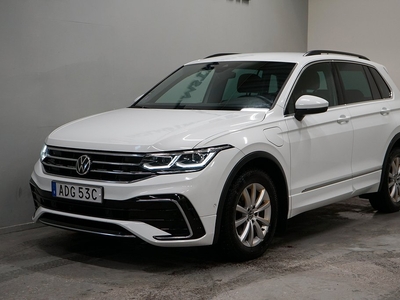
[304, 50, 369, 61]
[204, 53, 239, 59]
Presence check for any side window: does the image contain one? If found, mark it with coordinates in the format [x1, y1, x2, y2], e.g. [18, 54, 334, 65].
[336, 63, 372, 104]
[369, 67, 392, 99]
[286, 62, 337, 115]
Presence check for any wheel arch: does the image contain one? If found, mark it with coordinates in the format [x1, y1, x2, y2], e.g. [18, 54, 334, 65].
[213, 151, 289, 244]
[378, 132, 400, 191]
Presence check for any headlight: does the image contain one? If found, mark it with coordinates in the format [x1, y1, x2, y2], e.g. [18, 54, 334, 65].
[141, 145, 232, 173]
[40, 144, 48, 162]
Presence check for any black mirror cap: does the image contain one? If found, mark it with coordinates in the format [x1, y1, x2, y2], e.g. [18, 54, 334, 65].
[295, 106, 328, 121]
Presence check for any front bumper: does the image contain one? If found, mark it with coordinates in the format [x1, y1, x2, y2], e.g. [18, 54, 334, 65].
[29, 146, 241, 246]
[30, 179, 205, 240]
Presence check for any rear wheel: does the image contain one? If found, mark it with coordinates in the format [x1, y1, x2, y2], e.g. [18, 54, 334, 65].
[218, 169, 278, 261]
[369, 148, 400, 213]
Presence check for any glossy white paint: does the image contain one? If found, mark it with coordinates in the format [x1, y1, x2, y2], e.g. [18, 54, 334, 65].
[285, 105, 354, 217]
[295, 95, 329, 109]
[31, 52, 400, 247]
[47, 108, 266, 152]
[347, 98, 400, 176]
[33, 206, 217, 247]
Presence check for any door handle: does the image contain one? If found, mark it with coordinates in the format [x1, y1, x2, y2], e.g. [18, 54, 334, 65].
[337, 115, 351, 124]
[380, 107, 390, 116]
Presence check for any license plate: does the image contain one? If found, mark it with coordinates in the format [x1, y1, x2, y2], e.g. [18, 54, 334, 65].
[52, 181, 103, 203]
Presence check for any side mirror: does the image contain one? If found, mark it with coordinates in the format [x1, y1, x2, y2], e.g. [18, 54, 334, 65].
[294, 95, 329, 121]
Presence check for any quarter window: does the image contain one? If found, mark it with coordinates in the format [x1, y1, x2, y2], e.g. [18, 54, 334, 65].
[369, 67, 391, 99]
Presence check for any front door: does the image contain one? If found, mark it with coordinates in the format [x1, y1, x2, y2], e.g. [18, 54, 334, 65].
[284, 62, 354, 217]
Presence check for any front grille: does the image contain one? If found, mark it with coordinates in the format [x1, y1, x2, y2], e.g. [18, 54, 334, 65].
[42, 146, 154, 183]
[30, 181, 206, 240]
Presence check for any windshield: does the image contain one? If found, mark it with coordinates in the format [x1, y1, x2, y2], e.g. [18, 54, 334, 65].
[132, 61, 295, 110]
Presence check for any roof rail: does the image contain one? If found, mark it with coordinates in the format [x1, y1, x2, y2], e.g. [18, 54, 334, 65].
[304, 50, 369, 61]
[204, 53, 239, 59]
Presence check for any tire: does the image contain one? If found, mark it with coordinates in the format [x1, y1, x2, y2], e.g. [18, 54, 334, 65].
[369, 148, 400, 213]
[218, 169, 278, 261]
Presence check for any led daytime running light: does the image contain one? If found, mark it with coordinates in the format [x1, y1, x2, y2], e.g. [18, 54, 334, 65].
[142, 145, 231, 173]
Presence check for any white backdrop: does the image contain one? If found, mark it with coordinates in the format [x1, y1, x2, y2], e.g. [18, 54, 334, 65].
[308, 0, 400, 87]
[0, 0, 308, 227]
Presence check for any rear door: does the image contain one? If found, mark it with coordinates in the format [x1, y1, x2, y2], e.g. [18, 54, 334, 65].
[335, 62, 395, 193]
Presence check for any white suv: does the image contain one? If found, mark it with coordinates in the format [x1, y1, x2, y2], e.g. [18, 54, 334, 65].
[30, 50, 400, 261]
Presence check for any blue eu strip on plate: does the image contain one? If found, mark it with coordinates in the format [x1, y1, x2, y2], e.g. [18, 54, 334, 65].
[51, 181, 56, 197]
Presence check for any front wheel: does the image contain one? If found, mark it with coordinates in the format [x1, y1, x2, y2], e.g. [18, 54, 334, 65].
[369, 148, 400, 213]
[218, 169, 278, 261]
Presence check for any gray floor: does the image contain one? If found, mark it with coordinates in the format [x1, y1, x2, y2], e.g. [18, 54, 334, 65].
[1, 197, 400, 300]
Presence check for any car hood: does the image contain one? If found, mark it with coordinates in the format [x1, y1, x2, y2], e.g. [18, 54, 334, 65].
[46, 108, 267, 152]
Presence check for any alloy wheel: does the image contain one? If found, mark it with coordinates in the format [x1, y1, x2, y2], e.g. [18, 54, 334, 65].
[235, 183, 271, 247]
[388, 156, 400, 203]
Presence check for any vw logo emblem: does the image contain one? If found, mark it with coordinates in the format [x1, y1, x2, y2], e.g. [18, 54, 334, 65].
[76, 155, 91, 175]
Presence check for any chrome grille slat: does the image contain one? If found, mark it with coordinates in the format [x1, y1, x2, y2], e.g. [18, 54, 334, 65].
[90, 169, 153, 176]
[42, 162, 76, 170]
[92, 161, 140, 167]
[47, 155, 76, 162]
[42, 146, 152, 183]
[46, 146, 144, 157]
